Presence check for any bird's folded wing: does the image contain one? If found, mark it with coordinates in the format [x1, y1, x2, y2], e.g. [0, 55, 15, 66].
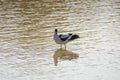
[59, 34, 69, 41]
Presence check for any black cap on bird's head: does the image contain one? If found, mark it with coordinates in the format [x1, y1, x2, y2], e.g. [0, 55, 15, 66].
[55, 29, 58, 33]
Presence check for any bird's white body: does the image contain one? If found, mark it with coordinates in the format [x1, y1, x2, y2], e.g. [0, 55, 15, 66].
[53, 29, 79, 49]
[54, 33, 72, 44]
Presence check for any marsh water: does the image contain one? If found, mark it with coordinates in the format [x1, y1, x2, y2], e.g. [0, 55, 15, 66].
[0, 0, 120, 80]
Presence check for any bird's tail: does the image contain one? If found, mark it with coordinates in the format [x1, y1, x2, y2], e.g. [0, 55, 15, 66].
[68, 34, 79, 41]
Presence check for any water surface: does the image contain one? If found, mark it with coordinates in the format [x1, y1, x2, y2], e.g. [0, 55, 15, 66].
[0, 0, 120, 80]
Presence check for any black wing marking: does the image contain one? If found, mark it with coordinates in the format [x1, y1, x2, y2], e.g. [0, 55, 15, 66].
[59, 34, 69, 41]
[68, 33, 72, 36]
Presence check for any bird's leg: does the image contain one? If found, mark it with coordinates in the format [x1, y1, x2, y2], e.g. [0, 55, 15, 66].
[60, 44, 62, 49]
[64, 44, 66, 49]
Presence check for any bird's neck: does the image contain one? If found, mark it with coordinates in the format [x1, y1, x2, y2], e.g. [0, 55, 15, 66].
[54, 32, 58, 35]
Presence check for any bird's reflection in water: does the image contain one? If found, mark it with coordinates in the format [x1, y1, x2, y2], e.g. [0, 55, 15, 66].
[53, 48, 79, 66]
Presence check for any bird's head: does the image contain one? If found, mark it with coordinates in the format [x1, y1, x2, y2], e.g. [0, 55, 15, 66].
[54, 29, 58, 34]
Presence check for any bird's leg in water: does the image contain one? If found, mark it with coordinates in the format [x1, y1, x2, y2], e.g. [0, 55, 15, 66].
[64, 44, 66, 49]
[60, 44, 62, 48]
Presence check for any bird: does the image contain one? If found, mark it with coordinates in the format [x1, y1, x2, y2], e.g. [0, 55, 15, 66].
[53, 29, 79, 49]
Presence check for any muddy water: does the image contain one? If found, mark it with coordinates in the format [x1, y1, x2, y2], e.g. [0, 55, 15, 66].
[0, 0, 120, 80]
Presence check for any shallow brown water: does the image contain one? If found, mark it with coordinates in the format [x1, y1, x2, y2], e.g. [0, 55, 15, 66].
[0, 0, 120, 80]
